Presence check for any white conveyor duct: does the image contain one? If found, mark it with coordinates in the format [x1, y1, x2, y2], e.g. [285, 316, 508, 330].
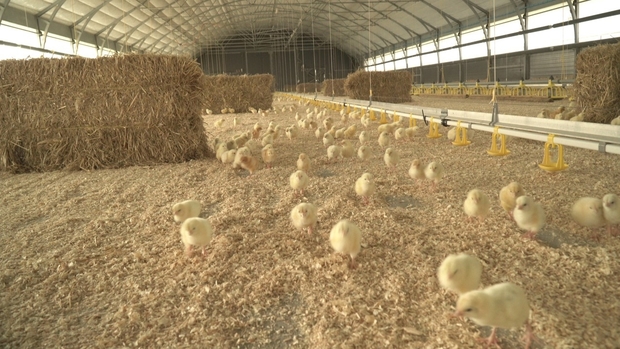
[289, 93, 620, 156]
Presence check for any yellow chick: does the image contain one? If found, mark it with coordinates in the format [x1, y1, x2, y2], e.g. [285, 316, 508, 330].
[290, 202, 318, 235]
[180, 217, 213, 257]
[273, 125, 282, 140]
[405, 126, 418, 140]
[215, 142, 229, 161]
[378, 131, 390, 149]
[611, 115, 620, 125]
[233, 134, 249, 148]
[383, 147, 399, 171]
[285, 127, 296, 141]
[571, 197, 606, 239]
[261, 133, 273, 147]
[361, 115, 371, 128]
[394, 127, 406, 142]
[220, 108, 228, 114]
[327, 145, 343, 162]
[214, 118, 225, 128]
[315, 127, 325, 139]
[289, 170, 309, 196]
[408, 159, 425, 185]
[603, 194, 620, 235]
[343, 124, 357, 139]
[358, 130, 370, 144]
[463, 189, 491, 223]
[357, 146, 371, 161]
[341, 140, 355, 158]
[499, 182, 525, 220]
[334, 127, 346, 139]
[239, 154, 259, 176]
[437, 253, 482, 295]
[536, 109, 549, 118]
[172, 200, 201, 223]
[513, 196, 545, 239]
[455, 282, 533, 349]
[322, 132, 335, 148]
[323, 117, 333, 130]
[227, 107, 235, 114]
[220, 149, 237, 164]
[329, 220, 362, 269]
[424, 161, 445, 190]
[297, 153, 311, 173]
[355, 172, 375, 205]
[447, 127, 474, 141]
[261, 144, 275, 169]
[248, 107, 257, 113]
[569, 111, 585, 122]
[205, 108, 213, 115]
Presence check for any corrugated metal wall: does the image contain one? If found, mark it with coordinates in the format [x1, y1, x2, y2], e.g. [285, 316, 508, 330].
[198, 46, 358, 91]
[529, 50, 576, 80]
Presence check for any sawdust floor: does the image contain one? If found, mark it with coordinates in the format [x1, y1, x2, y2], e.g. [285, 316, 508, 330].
[1, 94, 619, 349]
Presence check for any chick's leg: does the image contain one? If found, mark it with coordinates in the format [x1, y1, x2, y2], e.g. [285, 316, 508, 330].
[476, 327, 500, 348]
[523, 230, 537, 239]
[523, 321, 535, 349]
[185, 245, 193, 258]
[348, 256, 358, 269]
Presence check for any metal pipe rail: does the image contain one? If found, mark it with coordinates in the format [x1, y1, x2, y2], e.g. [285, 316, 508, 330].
[282, 93, 620, 156]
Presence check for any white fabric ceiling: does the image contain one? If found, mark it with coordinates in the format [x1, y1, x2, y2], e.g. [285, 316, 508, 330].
[1, 0, 564, 58]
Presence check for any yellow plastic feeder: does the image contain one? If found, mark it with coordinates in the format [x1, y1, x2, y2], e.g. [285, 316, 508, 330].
[487, 126, 511, 156]
[452, 121, 471, 146]
[379, 110, 388, 124]
[427, 117, 442, 138]
[408, 114, 417, 127]
[538, 134, 569, 172]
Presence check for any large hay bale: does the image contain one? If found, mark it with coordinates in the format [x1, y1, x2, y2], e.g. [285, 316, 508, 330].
[0, 54, 211, 173]
[322, 79, 346, 96]
[574, 43, 620, 124]
[296, 83, 322, 93]
[203, 74, 273, 114]
[344, 70, 412, 103]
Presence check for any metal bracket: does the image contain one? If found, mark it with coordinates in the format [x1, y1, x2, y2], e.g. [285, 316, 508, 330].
[440, 109, 449, 127]
[422, 110, 428, 125]
[598, 141, 607, 153]
[490, 102, 499, 126]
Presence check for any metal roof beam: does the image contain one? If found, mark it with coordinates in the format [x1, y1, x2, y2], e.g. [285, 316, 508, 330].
[34, 0, 66, 49]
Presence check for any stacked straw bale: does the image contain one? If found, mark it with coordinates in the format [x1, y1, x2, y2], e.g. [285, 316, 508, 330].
[344, 70, 412, 103]
[296, 83, 322, 93]
[322, 79, 346, 96]
[202, 74, 273, 114]
[573, 43, 620, 124]
[0, 54, 211, 173]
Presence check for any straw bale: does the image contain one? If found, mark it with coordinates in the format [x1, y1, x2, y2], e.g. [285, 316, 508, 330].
[202, 74, 273, 114]
[296, 83, 322, 93]
[573, 43, 620, 124]
[0, 54, 211, 173]
[344, 70, 412, 103]
[321, 79, 346, 96]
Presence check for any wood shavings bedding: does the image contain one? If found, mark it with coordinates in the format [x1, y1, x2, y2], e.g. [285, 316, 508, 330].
[1, 94, 619, 348]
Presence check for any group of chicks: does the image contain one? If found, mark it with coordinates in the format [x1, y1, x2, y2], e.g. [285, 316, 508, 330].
[463, 181, 620, 240]
[535, 101, 620, 125]
[438, 253, 534, 348]
[193, 97, 618, 349]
